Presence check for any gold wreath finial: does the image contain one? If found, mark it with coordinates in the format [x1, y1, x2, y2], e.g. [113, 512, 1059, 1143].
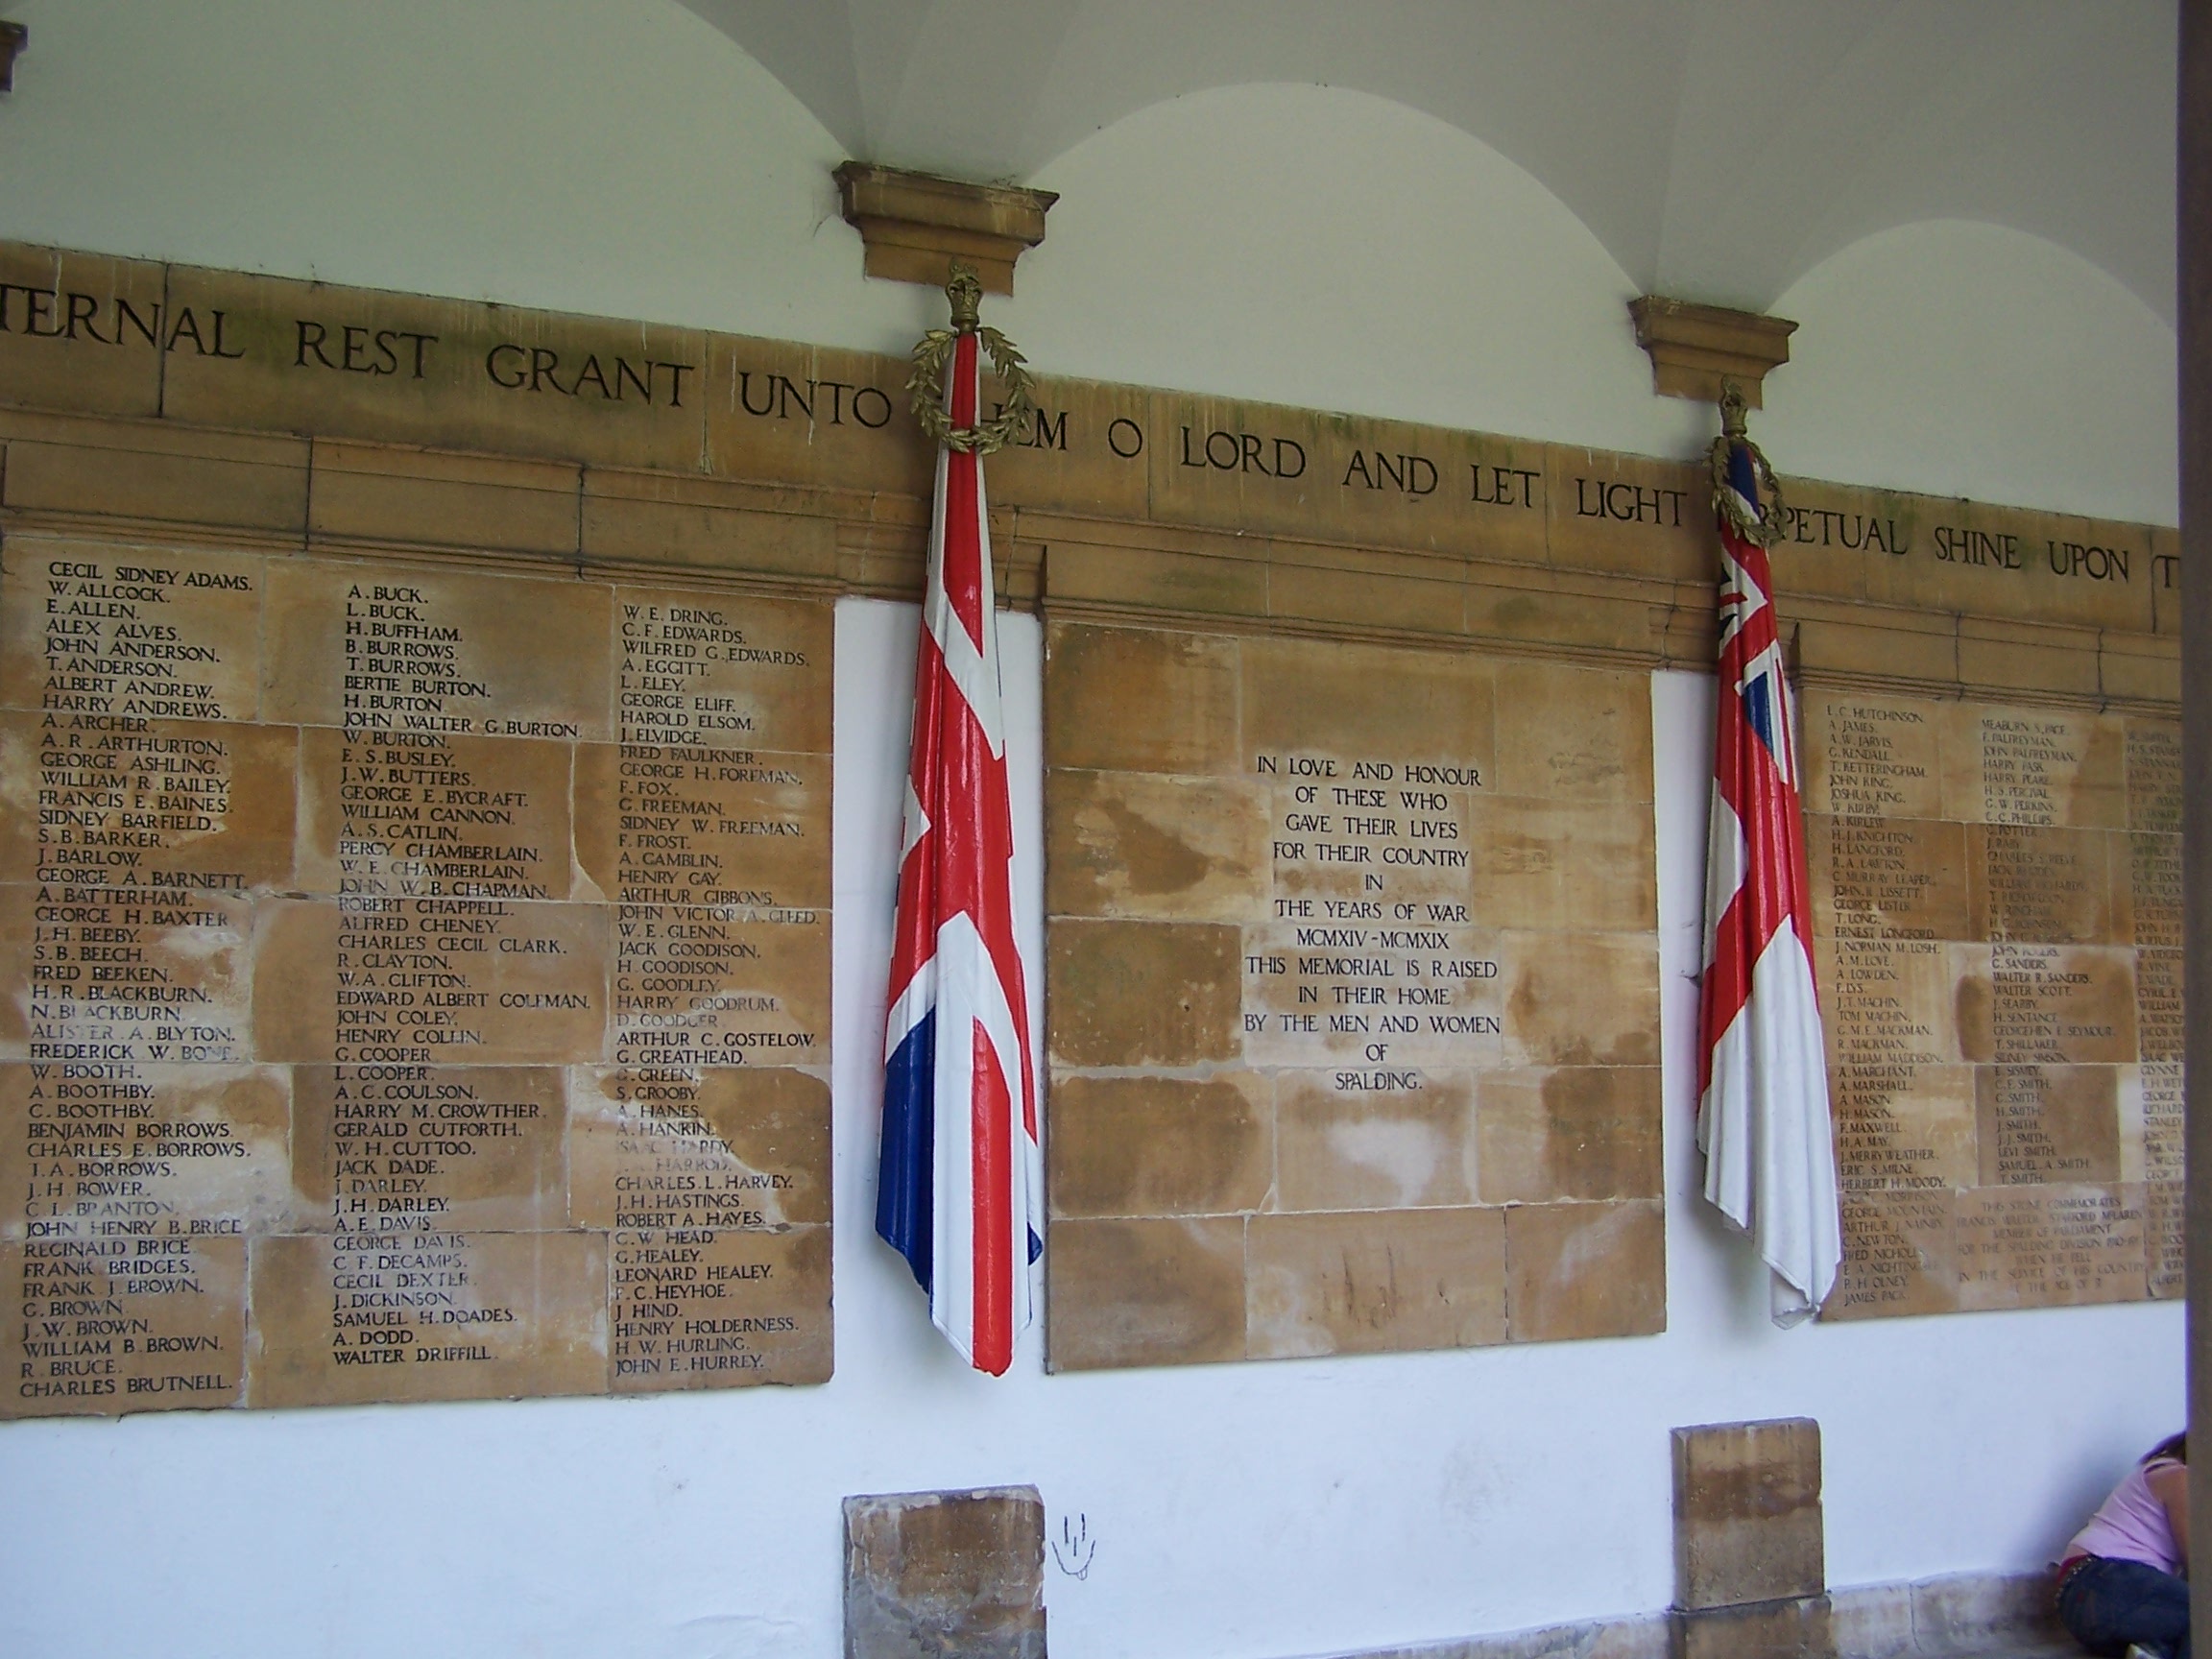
[946, 261, 983, 333]
[908, 261, 1034, 455]
[1709, 379, 1786, 548]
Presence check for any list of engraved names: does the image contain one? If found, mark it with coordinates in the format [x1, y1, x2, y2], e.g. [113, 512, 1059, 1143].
[0, 536, 832, 1414]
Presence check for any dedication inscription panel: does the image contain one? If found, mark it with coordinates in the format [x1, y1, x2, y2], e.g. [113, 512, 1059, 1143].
[1043, 623, 1663, 1369]
[0, 535, 832, 1413]
[1804, 691, 2181, 1318]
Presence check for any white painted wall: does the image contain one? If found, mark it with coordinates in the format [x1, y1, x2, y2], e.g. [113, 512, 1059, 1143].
[0, 4, 2187, 1656]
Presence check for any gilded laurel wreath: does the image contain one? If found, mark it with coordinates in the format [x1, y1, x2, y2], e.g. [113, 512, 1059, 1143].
[1710, 433, 1786, 547]
[909, 322, 1034, 455]
[1709, 380, 1786, 547]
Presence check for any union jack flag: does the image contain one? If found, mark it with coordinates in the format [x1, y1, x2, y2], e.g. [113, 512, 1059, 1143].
[1696, 432, 1841, 1326]
[877, 326, 1041, 1374]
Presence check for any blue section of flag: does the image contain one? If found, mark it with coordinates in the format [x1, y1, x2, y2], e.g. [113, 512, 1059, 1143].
[878, 1011, 937, 1293]
[1727, 440, 1759, 508]
[1743, 668, 1777, 755]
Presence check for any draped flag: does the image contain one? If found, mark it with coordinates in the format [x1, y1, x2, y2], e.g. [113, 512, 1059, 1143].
[1696, 395, 1841, 1327]
[878, 302, 1041, 1375]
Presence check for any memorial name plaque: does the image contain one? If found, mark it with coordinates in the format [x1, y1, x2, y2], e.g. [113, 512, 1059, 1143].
[1804, 692, 2181, 1317]
[1043, 623, 1663, 1369]
[0, 535, 832, 1414]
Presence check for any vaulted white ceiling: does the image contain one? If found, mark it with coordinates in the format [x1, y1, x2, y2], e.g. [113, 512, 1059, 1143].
[683, 0, 2177, 322]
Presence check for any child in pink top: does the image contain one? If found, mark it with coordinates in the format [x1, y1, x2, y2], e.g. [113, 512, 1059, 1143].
[2057, 1434, 2189, 1659]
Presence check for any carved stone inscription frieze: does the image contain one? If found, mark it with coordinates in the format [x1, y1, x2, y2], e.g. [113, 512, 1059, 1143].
[1804, 692, 2181, 1317]
[1043, 623, 1663, 1369]
[0, 535, 832, 1413]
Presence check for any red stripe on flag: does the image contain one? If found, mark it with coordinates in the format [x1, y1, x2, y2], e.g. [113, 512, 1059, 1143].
[942, 334, 987, 656]
[970, 1021, 1013, 1376]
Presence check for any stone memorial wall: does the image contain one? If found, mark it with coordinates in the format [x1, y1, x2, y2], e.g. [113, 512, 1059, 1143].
[1042, 625, 1664, 1367]
[1805, 692, 2182, 1317]
[0, 536, 833, 1412]
[0, 238, 2184, 1407]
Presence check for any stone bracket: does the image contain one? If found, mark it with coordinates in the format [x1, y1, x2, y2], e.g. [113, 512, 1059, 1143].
[1629, 296, 1796, 407]
[834, 162, 1057, 296]
[0, 21, 26, 94]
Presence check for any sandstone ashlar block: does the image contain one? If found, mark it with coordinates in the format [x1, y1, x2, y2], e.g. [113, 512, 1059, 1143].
[0, 242, 170, 419]
[573, 742, 831, 911]
[164, 262, 711, 474]
[247, 1228, 609, 1407]
[1500, 932, 1661, 1069]
[579, 472, 840, 583]
[1045, 623, 1241, 776]
[1543, 446, 1708, 583]
[1955, 1183, 2147, 1310]
[306, 441, 583, 558]
[0, 429, 310, 536]
[567, 1064, 831, 1232]
[1477, 1067, 1663, 1204]
[1824, 1191, 1957, 1320]
[613, 1223, 830, 1389]
[1246, 1206, 1505, 1359]
[1505, 1199, 1665, 1341]
[259, 557, 614, 740]
[1039, 537, 1270, 622]
[2135, 949, 2183, 1061]
[1046, 1214, 1246, 1370]
[1965, 825, 2119, 945]
[989, 374, 1152, 521]
[1806, 816, 1971, 944]
[1973, 1065, 2120, 1187]
[291, 1065, 568, 1234]
[1046, 919, 1240, 1068]
[1818, 937, 1970, 1070]
[0, 711, 301, 892]
[708, 335, 932, 500]
[1826, 1059, 1977, 1194]
[1046, 769, 1271, 923]
[2, 539, 273, 723]
[1491, 662, 1653, 803]
[1471, 795, 1657, 933]
[843, 1487, 1046, 1659]
[1671, 1418, 1824, 1611]
[1273, 1072, 1478, 1211]
[1800, 693, 1943, 820]
[1242, 637, 1495, 780]
[1979, 944, 2137, 1068]
[0, 879, 253, 1063]
[609, 587, 835, 755]
[1046, 1073, 1271, 1219]
[1671, 1597, 1833, 1659]
[2124, 720, 2183, 831]
[0, 1063, 297, 1241]
[1938, 704, 2126, 830]
[0, 1234, 248, 1415]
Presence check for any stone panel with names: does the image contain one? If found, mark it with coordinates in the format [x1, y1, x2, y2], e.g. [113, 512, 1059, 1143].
[1044, 625, 1662, 1369]
[1806, 691, 2178, 1319]
[0, 534, 832, 1414]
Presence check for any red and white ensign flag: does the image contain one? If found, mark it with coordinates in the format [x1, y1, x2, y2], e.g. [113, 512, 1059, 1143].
[1696, 433, 1841, 1327]
[876, 325, 1041, 1375]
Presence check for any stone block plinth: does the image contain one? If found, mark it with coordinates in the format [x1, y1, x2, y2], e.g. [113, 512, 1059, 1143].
[1672, 1418, 1824, 1610]
[844, 1487, 1046, 1659]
